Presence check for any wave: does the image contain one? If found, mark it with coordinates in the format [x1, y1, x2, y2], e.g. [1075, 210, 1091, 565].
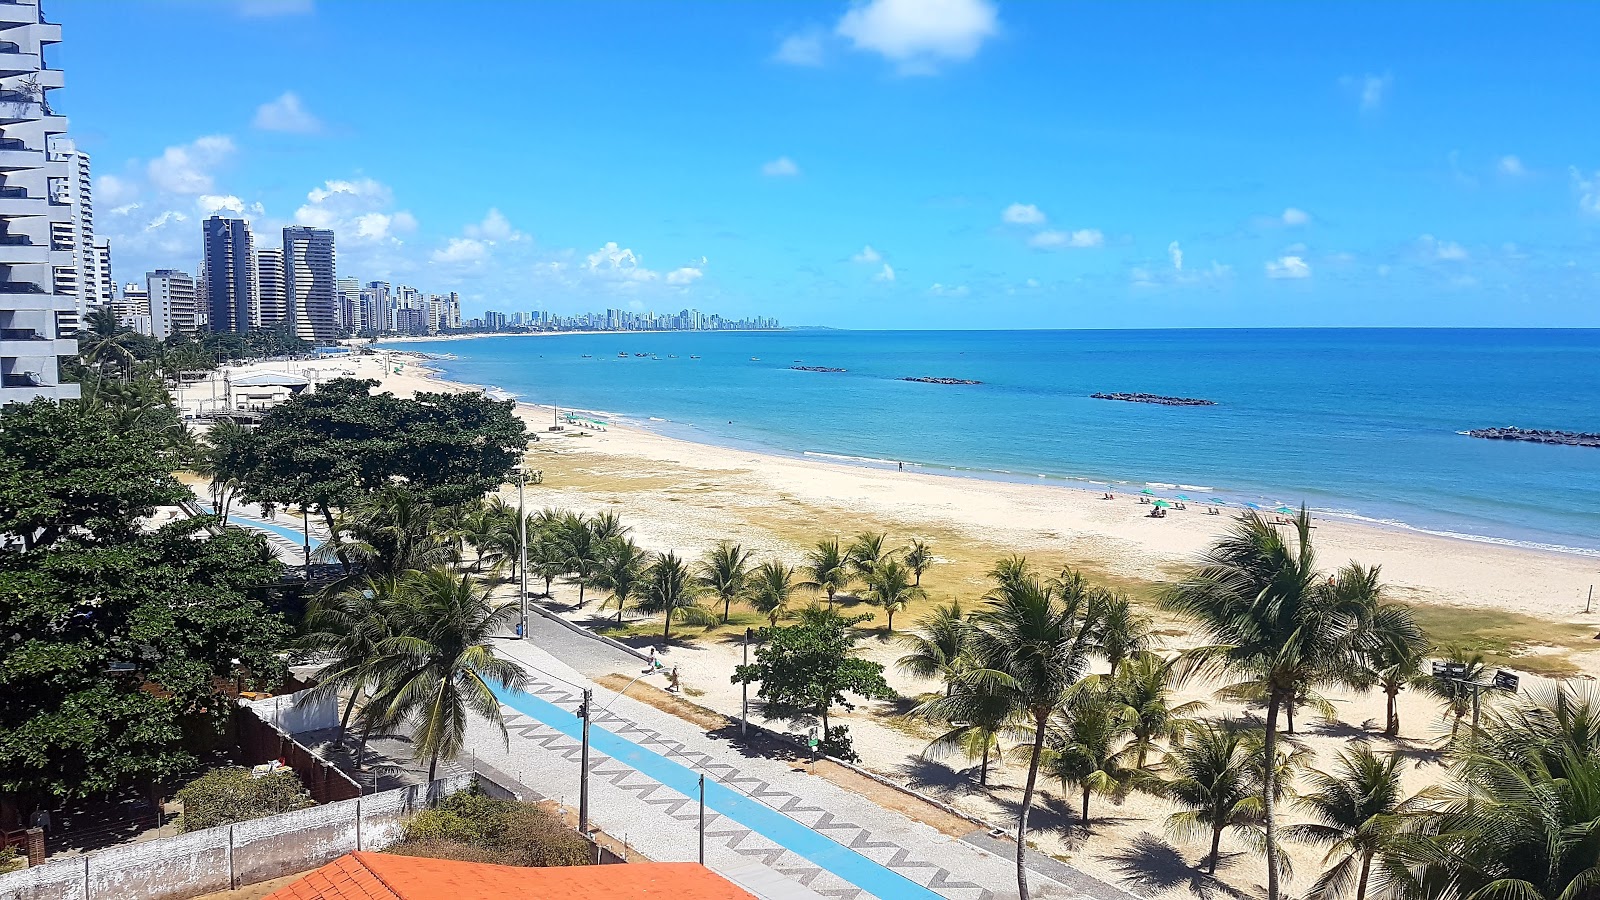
[1317, 509, 1600, 558]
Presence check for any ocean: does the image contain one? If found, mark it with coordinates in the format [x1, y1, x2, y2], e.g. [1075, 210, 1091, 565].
[383, 329, 1600, 555]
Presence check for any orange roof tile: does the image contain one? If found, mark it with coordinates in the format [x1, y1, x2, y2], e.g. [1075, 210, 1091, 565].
[263, 853, 756, 900]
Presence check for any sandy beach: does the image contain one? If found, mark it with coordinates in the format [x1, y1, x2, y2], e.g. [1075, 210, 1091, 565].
[196, 348, 1600, 899]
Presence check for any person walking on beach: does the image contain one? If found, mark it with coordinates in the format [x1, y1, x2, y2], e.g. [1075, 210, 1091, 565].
[667, 665, 681, 694]
[644, 647, 658, 674]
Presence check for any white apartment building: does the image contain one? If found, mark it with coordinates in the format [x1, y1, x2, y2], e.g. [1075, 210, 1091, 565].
[48, 140, 108, 325]
[254, 247, 287, 329]
[0, 0, 78, 402]
[336, 275, 360, 332]
[113, 279, 149, 333]
[148, 268, 199, 341]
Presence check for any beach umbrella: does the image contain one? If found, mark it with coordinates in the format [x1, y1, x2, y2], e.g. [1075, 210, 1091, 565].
[1176, 494, 1192, 502]
[1153, 500, 1171, 508]
[1275, 505, 1295, 514]
[1244, 502, 1262, 510]
[1209, 497, 1227, 505]
[1139, 489, 1155, 496]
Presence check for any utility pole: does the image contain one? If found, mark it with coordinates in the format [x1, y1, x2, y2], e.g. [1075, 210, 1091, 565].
[301, 506, 311, 579]
[740, 627, 752, 738]
[578, 689, 592, 835]
[698, 773, 706, 865]
[516, 467, 529, 638]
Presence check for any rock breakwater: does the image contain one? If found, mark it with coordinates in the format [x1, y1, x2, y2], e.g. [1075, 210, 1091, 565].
[1465, 427, 1600, 448]
[900, 376, 983, 385]
[1091, 392, 1216, 406]
[791, 366, 847, 373]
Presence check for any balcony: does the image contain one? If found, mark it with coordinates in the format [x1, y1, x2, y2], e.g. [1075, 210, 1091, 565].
[0, 93, 42, 124]
[0, 5, 38, 26]
[0, 47, 38, 78]
[0, 239, 44, 263]
[0, 186, 42, 215]
[0, 147, 39, 171]
[0, 329, 70, 358]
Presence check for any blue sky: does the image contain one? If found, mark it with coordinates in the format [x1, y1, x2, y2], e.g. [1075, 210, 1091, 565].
[54, 0, 1600, 328]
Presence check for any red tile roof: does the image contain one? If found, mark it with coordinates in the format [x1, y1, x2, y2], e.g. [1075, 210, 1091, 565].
[263, 853, 756, 900]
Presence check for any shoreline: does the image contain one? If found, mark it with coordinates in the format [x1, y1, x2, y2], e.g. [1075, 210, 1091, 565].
[380, 344, 1600, 562]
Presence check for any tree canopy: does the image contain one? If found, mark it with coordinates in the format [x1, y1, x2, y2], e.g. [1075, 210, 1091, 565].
[732, 606, 894, 741]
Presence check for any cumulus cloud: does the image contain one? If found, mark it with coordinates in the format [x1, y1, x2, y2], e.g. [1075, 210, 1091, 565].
[1030, 228, 1103, 249]
[195, 194, 263, 217]
[1265, 255, 1311, 279]
[1499, 155, 1526, 177]
[852, 245, 882, 263]
[873, 263, 896, 282]
[928, 283, 969, 297]
[1281, 207, 1311, 226]
[1419, 234, 1469, 261]
[1572, 168, 1600, 215]
[96, 174, 137, 207]
[1001, 202, 1046, 225]
[584, 242, 662, 286]
[294, 178, 416, 242]
[147, 135, 235, 194]
[666, 267, 704, 285]
[1167, 241, 1183, 271]
[774, 30, 826, 66]
[836, 0, 999, 74]
[431, 238, 488, 264]
[463, 208, 525, 242]
[253, 92, 322, 134]
[1342, 73, 1392, 112]
[761, 156, 800, 177]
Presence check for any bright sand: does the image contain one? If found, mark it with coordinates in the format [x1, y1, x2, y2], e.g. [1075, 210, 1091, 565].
[207, 350, 1600, 898]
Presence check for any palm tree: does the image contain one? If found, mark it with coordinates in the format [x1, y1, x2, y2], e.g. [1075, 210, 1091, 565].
[987, 554, 1032, 589]
[365, 568, 527, 781]
[1356, 588, 1430, 738]
[1162, 508, 1370, 900]
[298, 576, 401, 750]
[1286, 747, 1422, 900]
[747, 560, 799, 627]
[1100, 593, 1152, 672]
[325, 486, 456, 580]
[860, 558, 924, 633]
[800, 538, 850, 608]
[528, 528, 567, 597]
[556, 512, 602, 607]
[904, 539, 934, 587]
[457, 503, 509, 574]
[895, 600, 971, 694]
[914, 678, 1017, 787]
[846, 531, 891, 584]
[79, 307, 139, 380]
[592, 538, 651, 625]
[1419, 647, 1490, 739]
[961, 567, 1111, 900]
[1158, 721, 1265, 875]
[638, 551, 713, 642]
[589, 510, 629, 542]
[1108, 652, 1205, 770]
[699, 541, 754, 624]
[1478, 681, 1600, 776]
[1046, 685, 1133, 828]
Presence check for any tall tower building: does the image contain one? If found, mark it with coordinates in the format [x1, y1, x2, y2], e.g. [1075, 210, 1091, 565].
[114, 280, 150, 334]
[282, 225, 337, 342]
[336, 276, 359, 332]
[147, 268, 199, 341]
[202, 216, 256, 332]
[0, 0, 78, 401]
[362, 280, 391, 332]
[253, 247, 286, 328]
[47, 141, 109, 324]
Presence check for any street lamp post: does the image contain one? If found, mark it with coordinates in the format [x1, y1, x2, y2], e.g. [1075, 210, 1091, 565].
[301, 506, 311, 579]
[578, 688, 592, 835]
[740, 627, 752, 738]
[515, 467, 529, 638]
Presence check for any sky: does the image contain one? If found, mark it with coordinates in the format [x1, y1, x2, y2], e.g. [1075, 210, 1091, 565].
[51, 0, 1600, 328]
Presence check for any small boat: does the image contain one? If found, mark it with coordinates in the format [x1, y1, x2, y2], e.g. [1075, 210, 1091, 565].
[669, 355, 678, 359]
[616, 352, 627, 358]
[689, 355, 701, 359]
[634, 352, 648, 357]
[582, 354, 593, 358]
[750, 357, 761, 361]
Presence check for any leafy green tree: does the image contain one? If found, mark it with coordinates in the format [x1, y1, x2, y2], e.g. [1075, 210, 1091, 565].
[1162, 509, 1371, 900]
[1157, 721, 1264, 875]
[896, 599, 971, 694]
[698, 541, 754, 624]
[1286, 747, 1422, 900]
[903, 538, 934, 587]
[733, 606, 894, 738]
[637, 551, 712, 642]
[748, 560, 799, 626]
[961, 567, 1111, 900]
[800, 538, 850, 608]
[366, 568, 527, 781]
[860, 558, 924, 633]
[593, 538, 651, 625]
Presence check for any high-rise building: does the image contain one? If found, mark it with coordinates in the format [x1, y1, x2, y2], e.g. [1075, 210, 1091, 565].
[361, 280, 391, 333]
[0, 1, 79, 402]
[90, 236, 111, 310]
[336, 276, 360, 332]
[253, 247, 286, 328]
[46, 142, 110, 324]
[147, 269, 199, 341]
[113, 280, 150, 334]
[282, 225, 337, 342]
[202, 216, 256, 332]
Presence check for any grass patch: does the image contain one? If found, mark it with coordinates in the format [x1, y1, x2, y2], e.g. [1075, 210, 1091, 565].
[1408, 603, 1591, 677]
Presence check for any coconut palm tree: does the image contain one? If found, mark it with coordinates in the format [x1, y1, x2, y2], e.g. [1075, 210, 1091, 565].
[904, 539, 934, 587]
[747, 560, 799, 627]
[527, 528, 567, 597]
[365, 568, 527, 781]
[800, 538, 850, 608]
[1157, 721, 1265, 875]
[589, 509, 629, 542]
[1419, 647, 1491, 740]
[846, 531, 891, 584]
[699, 541, 755, 624]
[456, 503, 509, 574]
[1046, 684, 1134, 828]
[638, 551, 714, 642]
[79, 307, 139, 380]
[961, 566, 1111, 900]
[1108, 652, 1206, 770]
[860, 558, 924, 633]
[1359, 594, 1430, 738]
[1100, 593, 1153, 672]
[1478, 681, 1600, 776]
[556, 512, 602, 607]
[593, 538, 651, 625]
[913, 676, 1017, 787]
[1286, 747, 1423, 900]
[325, 486, 457, 580]
[987, 554, 1032, 589]
[298, 576, 401, 750]
[895, 600, 971, 694]
[1161, 508, 1371, 900]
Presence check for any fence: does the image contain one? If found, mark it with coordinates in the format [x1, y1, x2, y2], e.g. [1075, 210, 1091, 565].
[235, 691, 362, 805]
[0, 774, 473, 900]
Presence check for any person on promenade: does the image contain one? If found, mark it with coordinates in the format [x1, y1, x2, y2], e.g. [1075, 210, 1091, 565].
[667, 666, 681, 693]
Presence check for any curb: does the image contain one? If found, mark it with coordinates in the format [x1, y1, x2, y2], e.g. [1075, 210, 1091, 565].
[526, 600, 652, 662]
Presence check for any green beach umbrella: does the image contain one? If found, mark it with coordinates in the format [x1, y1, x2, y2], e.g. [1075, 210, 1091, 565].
[1176, 494, 1191, 502]
[1153, 500, 1171, 508]
[1140, 488, 1155, 496]
[1209, 497, 1227, 505]
[1275, 505, 1295, 514]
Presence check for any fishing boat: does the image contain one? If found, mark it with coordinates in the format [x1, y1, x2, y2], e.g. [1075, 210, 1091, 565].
[750, 357, 760, 361]
[616, 352, 627, 358]
[689, 355, 701, 359]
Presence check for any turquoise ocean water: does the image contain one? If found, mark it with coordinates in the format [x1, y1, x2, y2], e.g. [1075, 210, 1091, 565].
[384, 329, 1600, 555]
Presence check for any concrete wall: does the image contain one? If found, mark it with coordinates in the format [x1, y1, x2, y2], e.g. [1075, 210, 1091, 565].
[0, 774, 474, 900]
[242, 689, 338, 734]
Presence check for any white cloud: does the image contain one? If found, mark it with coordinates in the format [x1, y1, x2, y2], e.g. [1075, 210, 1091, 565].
[147, 135, 235, 195]
[145, 210, 188, 232]
[96, 174, 137, 207]
[1419, 234, 1469, 261]
[836, 0, 999, 74]
[252, 92, 322, 134]
[1342, 73, 1391, 112]
[294, 178, 416, 243]
[1572, 168, 1600, 215]
[761, 156, 800, 177]
[195, 194, 262, 217]
[431, 238, 488, 264]
[1167, 241, 1183, 271]
[1499, 155, 1526, 177]
[666, 267, 704, 285]
[852, 245, 882, 263]
[1030, 228, 1103, 249]
[774, 30, 826, 66]
[585, 242, 660, 284]
[1281, 207, 1311, 226]
[873, 263, 896, 282]
[1265, 255, 1311, 279]
[463, 208, 525, 242]
[1001, 202, 1046, 225]
[928, 283, 969, 297]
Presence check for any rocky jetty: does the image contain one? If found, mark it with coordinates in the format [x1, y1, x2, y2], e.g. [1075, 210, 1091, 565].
[1465, 427, 1600, 449]
[1092, 392, 1216, 406]
[791, 365, 847, 373]
[901, 376, 983, 385]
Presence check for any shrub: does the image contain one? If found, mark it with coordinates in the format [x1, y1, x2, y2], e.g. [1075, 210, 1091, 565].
[391, 787, 592, 867]
[175, 767, 314, 832]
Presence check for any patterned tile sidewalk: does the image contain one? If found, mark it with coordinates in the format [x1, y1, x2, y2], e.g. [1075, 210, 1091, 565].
[464, 639, 1086, 900]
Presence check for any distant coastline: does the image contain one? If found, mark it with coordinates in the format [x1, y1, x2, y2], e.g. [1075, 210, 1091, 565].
[375, 327, 788, 344]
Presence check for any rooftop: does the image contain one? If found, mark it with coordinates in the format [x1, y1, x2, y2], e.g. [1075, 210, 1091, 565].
[263, 853, 756, 900]
[231, 371, 311, 387]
